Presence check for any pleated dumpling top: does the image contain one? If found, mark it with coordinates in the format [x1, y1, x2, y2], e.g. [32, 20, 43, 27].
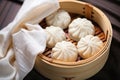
[77, 35, 103, 59]
[46, 10, 71, 29]
[69, 18, 95, 41]
[45, 26, 66, 48]
[51, 41, 78, 62]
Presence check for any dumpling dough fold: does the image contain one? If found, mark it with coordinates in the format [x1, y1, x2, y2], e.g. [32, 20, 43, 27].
[51, 41, 78, 62]
[69, 18, 94, 41]
[77, 35, 103, 59]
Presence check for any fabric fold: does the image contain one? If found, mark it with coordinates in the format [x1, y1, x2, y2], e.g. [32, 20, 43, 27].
[0, 0, 59, 80]
[0, 48, 16, 80]
[12, 24, 46, 80]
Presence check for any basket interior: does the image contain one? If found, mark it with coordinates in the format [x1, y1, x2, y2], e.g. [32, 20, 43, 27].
[38, 1, 111, 66]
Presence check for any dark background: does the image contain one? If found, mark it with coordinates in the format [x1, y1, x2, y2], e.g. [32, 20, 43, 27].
[0, 0, 120, 80]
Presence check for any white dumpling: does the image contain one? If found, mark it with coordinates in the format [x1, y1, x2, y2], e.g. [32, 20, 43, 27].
[69, 18, 95, 41]
[46, 10, 71, 29]
[45, 26, 66, 48]
[77, 35, 103, 59]
[51, 41, 78, 62]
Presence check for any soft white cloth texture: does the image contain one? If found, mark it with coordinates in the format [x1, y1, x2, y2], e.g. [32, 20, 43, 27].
[0, 0, 59, 80]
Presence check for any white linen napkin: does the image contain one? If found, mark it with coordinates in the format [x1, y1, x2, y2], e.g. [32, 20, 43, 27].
[0, 0, 59, 80]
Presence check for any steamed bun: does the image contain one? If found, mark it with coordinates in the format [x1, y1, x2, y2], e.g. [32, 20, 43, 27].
[51, 41, 78, 62]
[45, 26, 66, 48]
[69, 18, 94, 41]
[77, 35, 103, 59]
[46, 10, 71, 29]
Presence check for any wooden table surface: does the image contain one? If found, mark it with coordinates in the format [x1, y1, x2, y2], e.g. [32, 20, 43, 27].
[0, 0, 120, 80]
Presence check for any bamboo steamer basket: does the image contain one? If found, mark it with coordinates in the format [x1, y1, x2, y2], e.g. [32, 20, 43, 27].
[35, 0, 113, 80]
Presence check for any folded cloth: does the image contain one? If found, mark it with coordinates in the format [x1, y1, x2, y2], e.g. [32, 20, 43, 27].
[0, 0, 59, 80]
